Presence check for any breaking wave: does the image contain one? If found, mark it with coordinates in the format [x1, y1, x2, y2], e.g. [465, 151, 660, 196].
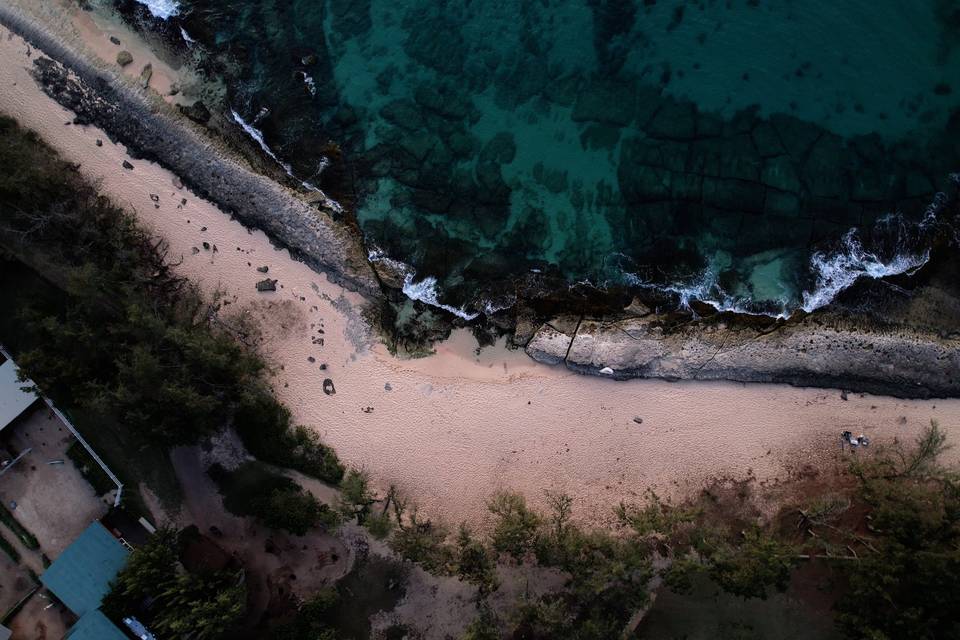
[230, 109, 343, 214]
[402, 274, 480, 321]
[133, 0, 180, 20]
[800, 226, 931, 313]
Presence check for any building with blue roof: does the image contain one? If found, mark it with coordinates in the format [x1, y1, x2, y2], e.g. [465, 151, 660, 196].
[40, 521, 130, 639]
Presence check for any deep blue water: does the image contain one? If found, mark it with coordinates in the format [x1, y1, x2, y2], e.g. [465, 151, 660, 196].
[142, 0, 960, 318]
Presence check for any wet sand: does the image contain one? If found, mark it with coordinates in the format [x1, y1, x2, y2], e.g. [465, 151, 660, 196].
[1, 24, 958, 527]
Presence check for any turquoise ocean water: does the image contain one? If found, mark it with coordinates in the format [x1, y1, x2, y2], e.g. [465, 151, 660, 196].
[140, 0, 960, 318]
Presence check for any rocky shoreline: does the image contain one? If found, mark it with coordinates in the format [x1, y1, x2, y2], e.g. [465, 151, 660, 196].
[0, 5, 380, 299]
[2, 4, 958, 399]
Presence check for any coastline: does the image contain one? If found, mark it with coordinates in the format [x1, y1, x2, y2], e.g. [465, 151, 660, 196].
[2, 8, 960, 526]
[2, 3, 959, 399]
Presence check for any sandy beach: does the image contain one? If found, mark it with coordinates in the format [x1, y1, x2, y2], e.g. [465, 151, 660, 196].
[1, 19, 959, 529]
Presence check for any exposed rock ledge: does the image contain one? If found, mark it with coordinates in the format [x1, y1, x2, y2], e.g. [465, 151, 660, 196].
[0, 6, 380, 298]
[526, 313, 960, 399]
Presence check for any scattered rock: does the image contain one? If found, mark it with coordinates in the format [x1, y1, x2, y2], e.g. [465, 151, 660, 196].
[256, 278, 277, 292]
[384, 383, 392, 391]
[840, 390, 848, 401]
[179, 101, 211, 125]
[599, 366, 615, 375]
[202, 242, 210, 250]
[139, 63, 153, 89]
[109, 36, 121, 46]
[122, 160, 134, 170]
[323, 379, 336, 395]
[302, 54, 318, 66]
[633, 416, 644, 424]
[149, 193, 159, 202]
[116, 50, 133, 67]
[191, 247, 200, 254]
[172, 177, 183, 189]
[308, 356, 315, 363]
[95, 138, 102, 146]
[256, 265, 269, 273]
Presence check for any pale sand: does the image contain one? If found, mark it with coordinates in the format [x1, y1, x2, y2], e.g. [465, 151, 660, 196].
[7, 0, 190, 99]
[2, 27, 959, 528]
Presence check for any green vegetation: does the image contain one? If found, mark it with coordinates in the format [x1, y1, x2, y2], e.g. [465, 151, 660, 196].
[0, 115, 342, 510]
[834, 422, 960, 640]
[273, 589, 341, 640]
[103, 527, 246, 640]
[65, 440, 115, 497]
[208, 462, 337, 535]
[0, 503, 39, 550]
[234, 391, 344, 485]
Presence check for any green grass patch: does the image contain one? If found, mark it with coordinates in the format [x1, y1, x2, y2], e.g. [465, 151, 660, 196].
[0, 503, 39, 550]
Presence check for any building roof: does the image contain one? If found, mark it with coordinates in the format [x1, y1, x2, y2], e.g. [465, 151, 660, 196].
[0, 358, 37, 431]
[65, 610, 128, 640]
[41, 521, 129, 616]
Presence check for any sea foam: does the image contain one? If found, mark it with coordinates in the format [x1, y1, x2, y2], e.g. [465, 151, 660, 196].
[402, 274, 480, 321]
[134, 0, 180, 20]
[801, 228, 930, 313]
[231, 109, 343, 214]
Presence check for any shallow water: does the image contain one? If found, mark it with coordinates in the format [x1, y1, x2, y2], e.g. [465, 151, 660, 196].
[163, 0, 960, 316]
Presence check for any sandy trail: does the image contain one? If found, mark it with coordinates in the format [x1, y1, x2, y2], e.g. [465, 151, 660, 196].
[1, 25, 958, 528]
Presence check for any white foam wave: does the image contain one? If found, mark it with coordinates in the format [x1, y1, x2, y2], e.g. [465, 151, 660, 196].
[800, 229, 929, 312]
[230, 109, 292, 173]
[134, 0, 180, 20]
[402, 274, 480, 321]
[231, 109, 344, 214]
[303, 74, 317, 97]
[624, 269, 790, 319]
[179, 26, 196, 45]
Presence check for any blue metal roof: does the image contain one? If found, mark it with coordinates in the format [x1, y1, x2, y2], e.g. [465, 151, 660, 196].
[40, 521, 129, 616]
[65, 610, 128, 640]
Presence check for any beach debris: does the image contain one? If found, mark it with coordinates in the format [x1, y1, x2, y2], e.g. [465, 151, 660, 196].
[362, 407, 373, 413]
[840, 390, 848, 401]
[149, 194, 159, 202]
[323, 379, 336, 395]
[172, 176, 183, 189]
[257, 265, 269, 273]
[633, 416, 643, 425]
[191, 247, 199, 255]
[384, 383, 392, 391]
[840, 430, 870, 449]
[95, 138, 103, 147]
[139, 63, 153, 89]
[599, 366, 615, 375]
[122, 160, 134, 170]
[319, 364, 327, 371]
[307, 356, 316, 363]
[109, 36, 121, 46]
[202, 241, 210, 250]
[116, 50, 133, 67]
[256, 278, 277, 292]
